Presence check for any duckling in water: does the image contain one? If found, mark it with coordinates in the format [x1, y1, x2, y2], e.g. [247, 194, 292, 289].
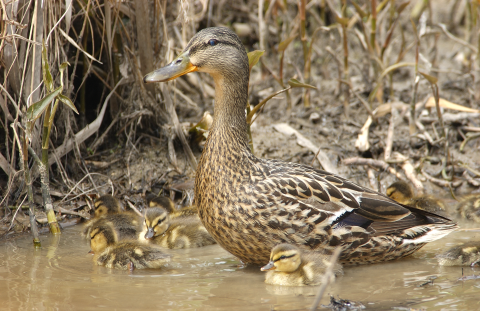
[436, 242, 480, 266]
[94, 194, 122, 218]
[260, 244, 342, 286]
[90, 223, 170, 270]
[386, 181, 446, 213]
[83, 211, 142, 241]
[457, 194, 480, 223]
[146, 195, 198, 218]
[141, 207, 216, 249]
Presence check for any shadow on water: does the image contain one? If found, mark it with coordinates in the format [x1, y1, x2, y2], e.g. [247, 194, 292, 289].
[0, 219, 480, 310]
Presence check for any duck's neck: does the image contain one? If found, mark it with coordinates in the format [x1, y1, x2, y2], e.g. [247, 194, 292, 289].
[208, 72, 251, 153]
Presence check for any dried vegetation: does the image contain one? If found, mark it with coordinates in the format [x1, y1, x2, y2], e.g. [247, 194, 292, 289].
[0, 0, 479, 244]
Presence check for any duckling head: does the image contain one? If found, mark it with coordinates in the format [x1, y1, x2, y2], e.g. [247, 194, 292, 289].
[90, 224, 117, 254]
[144, 207, 170, 240]
[261, 244, 302, 273]
[386, 181, 414, 205]
[148, 196, 175, 214]
[94, 194, 121, 218]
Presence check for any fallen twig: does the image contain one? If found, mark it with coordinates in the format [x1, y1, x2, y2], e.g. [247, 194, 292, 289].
[343, 157, 403, 180]
[421, 169, 463, 188]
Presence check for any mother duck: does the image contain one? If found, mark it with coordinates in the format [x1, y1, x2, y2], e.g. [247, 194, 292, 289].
[144, 27, 456, 265]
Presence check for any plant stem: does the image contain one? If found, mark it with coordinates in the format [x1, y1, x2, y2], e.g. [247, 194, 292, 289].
[341, 0, 350, 118]
[28, 145, 61, 235]
[299, 0, 310, 107]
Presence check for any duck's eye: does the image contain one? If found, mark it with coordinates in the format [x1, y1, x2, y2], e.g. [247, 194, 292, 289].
[208, 39, 218, 46]
[279, 255, 286, 260]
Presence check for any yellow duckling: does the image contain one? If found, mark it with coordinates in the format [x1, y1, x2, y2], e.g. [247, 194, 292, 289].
[141, 207, 216, 249]
[94, 194, 122, 218]
[90, 223, 170, 270]
[436, 241, 480, 266]
[146, 195, 198, 218]
[457, 194, 480, 223]
[260, 244, 342, 286]
[386, 181, 446, 213]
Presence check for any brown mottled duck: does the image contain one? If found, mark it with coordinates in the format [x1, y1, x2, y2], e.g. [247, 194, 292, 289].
[386, 181, 446, 214]
[144, 27, 457, 265]
[261, 244, 342, 286]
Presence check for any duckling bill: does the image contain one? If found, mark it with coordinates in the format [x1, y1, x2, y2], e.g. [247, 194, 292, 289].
[144, 27, 457, 265]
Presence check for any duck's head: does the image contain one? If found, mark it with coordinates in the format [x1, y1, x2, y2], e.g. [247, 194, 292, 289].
[147, 196, 175, 214]
[144, 27, 248, 86]
[386, 181, 414, 205]
[89, 225, 116, 254]
[144, 207, 170, 239]
[261, 244, 302, 273]
[94, 194, 121, 218]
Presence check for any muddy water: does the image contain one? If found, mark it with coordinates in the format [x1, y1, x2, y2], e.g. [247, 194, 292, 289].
[0, 219, 479, 311]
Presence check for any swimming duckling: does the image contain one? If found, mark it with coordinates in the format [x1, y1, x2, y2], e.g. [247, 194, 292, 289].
[436, 241, 480, 266]
[386, 181, 446, 213]
[94, 194, 121, 218]
[146, 195, 198, 218]
[457, 194, 480, 223]
[141, 207, 216, 249]
[83, 211, 142, 241]
[90, 223, 170, 270]
[260, 244, 342, 286]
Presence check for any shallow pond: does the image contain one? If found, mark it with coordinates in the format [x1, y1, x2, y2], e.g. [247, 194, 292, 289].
[0, 218, 479, 310]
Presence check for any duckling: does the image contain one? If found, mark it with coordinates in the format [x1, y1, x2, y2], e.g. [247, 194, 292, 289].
[436, 241, 480, 266]
[260, 244, 342, 286]
[94, 194, 121, 218]
[90, 223, 170, 270]
[146, 195, 198, 218]
[83, 211, 142, 241]
[141, 207, 216, 249]
[457, 194, 480, 223]
[386, 181, 446, 213]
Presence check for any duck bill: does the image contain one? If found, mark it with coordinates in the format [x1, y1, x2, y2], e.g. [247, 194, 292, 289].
[143, 51, 198, 83]
[88, 250, 94, 255]
[144, 228, 156, 240]
[260, 261, 276, 271]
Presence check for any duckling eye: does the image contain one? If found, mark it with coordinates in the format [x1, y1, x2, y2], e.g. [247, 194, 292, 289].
[279, 255, 286, 260]
[208, 39, 218, 46]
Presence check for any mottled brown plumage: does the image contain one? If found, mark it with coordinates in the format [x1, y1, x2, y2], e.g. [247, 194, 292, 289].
[144, 27, 457, 265]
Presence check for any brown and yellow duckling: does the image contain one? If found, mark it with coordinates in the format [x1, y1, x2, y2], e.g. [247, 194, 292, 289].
[83, 209, 142, 241]
[141, 207, 216, 249]
[144, 27, 456, 265]
[386, 180, 446, 214]
[90, 223, 170, 270]
[260, 244, 342, 286]
[436, 241, 480, 266]
[146, 195, 198, 218]
[457, 194, 480, 223]
[94, 194, 122, 218]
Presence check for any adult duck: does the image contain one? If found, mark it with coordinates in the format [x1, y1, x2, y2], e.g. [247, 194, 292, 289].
[144, 27, 457, 265]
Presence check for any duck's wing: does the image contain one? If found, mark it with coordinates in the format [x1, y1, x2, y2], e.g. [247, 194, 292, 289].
[253, 159, 455, 230]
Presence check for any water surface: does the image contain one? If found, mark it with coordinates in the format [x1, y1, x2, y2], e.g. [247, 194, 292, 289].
[0, 219, 479, 310]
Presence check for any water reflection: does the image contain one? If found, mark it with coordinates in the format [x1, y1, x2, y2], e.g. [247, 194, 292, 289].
[0, 220, 479, 310]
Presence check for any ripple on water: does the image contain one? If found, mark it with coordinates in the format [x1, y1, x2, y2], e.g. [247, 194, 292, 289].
[0, 221, 479, 310]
